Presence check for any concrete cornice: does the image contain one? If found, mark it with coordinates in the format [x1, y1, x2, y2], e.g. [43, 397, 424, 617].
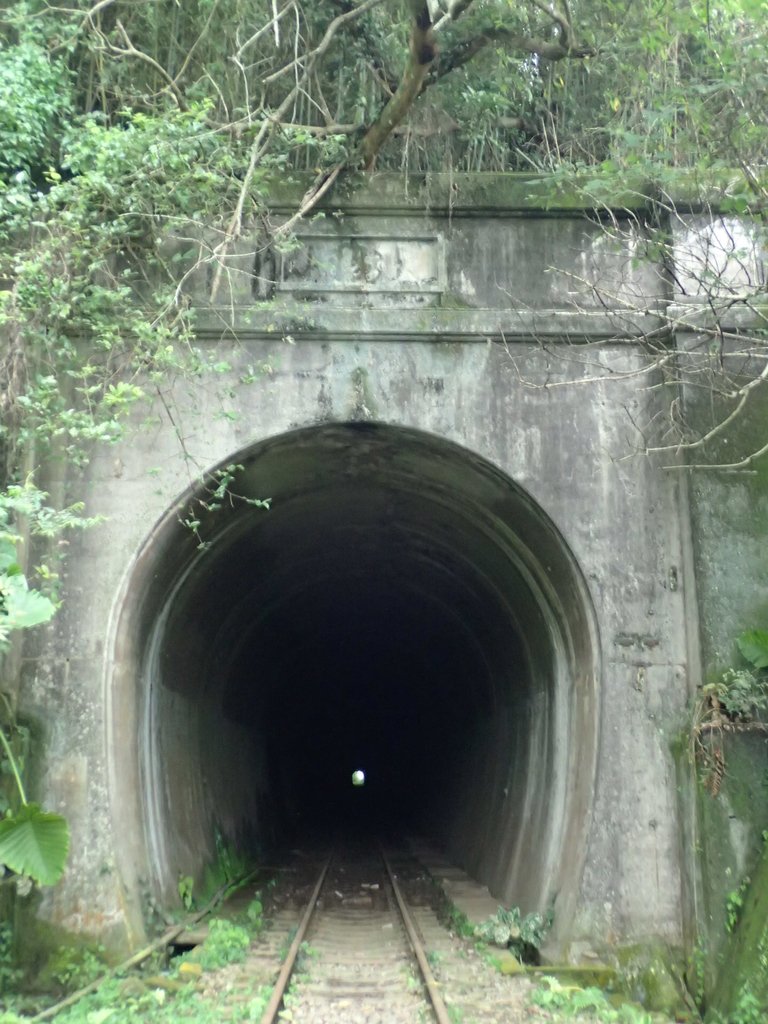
[190, 301, 766, 343]
[192, 306, 670, 342]
[264, 170, 762, 217]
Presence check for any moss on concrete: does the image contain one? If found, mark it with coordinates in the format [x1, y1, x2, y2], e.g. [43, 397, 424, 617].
[525, 963, 619, 988]
[683, 376, 768, 1012]
[439, 292, 476, 309]
[707, 837, 768, 1021]
[10, 910, 111, 996]
[516, 948, 686, 1017]
[692, 735, 768, 999]
[609, 943, 688, 1017]
[265, 170, 764, 216]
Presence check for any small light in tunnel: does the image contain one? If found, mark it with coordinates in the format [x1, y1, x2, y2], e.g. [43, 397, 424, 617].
[351, 769, 365, 787]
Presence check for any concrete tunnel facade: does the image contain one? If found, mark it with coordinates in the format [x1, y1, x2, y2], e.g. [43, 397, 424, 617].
[109, 423, 599, 942]
[27, 177, 700, 952]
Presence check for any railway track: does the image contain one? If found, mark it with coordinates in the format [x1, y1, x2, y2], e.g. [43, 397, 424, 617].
[175, 840, 581, 1023]
[28, 843, 678, 1023]
[259, 842, 450, 1024]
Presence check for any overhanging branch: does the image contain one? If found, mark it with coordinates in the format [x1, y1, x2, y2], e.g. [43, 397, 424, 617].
[431, 23, 594, 85]
[358, 2, 438, 166]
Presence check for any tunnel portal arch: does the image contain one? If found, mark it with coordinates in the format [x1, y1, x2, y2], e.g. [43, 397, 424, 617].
[107, 422, 599, 943]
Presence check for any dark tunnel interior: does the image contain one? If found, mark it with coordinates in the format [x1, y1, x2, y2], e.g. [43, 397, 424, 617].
[116, 423, 598, 927]
[223, 569, 524, 839]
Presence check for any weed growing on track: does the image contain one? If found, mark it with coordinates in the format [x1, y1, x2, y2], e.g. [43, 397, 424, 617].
[195, 918, 250, 970]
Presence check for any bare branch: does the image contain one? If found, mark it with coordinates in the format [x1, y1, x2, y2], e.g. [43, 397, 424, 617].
[273, 163, 346, 239]
[676, 435, 768, 472]
[263, 0, 385, 86]
[432, 1, 476, 33]
[210, 0, 387, 300]
[89, 19, 186, 107]
[171, 0, 224, 87]
[235, 1, 297, 59]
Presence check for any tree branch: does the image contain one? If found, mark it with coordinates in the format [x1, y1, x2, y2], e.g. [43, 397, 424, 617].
[530, 0, 573, 47]
[235, 0, 297, 59]
[210, 0, 386, 300]
[432, 0, 476, 33]
[171, 0, 224, 87]
[92, 19, 186, 107]
[327, 0, 399, 93]
[432, 23, 593, 85]
[262, 0, 384, 87]
[358, 2, 438, 166]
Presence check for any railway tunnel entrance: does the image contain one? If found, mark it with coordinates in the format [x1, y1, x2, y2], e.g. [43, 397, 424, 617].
[109, 422, 599, 937]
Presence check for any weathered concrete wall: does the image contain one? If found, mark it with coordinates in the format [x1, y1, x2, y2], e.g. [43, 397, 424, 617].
[16, 174, 720, 958]
[681, 383, 768, 987]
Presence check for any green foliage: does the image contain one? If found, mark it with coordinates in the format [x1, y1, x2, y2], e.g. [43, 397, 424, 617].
[710, 985, 765, 1024]
[446, 904, 475, 939]
[0, 802, 69, 886]
[178, 875, 195, 911]
[38, 973, 266, 1024]
[245, 897, 264, 934]
[0, 545, 56, 645]
[0, 923, 22, 995]
[700, 629, 768, 722]
[0, 480, 83, 889]
[704, 670, 768, 721]
[730, 987, 764, 1024]
[49, 944, 107, 993]
[726, 877, 751, 934]
[196, 918, 250, 970]
[238, 986, 273, 1022]
[0, 708, 70, 889]
[530, 976, 653, 1022]
[182, 464, 271, 551]
[0, 42, 73, 180]
[688, 937, 707, 1010]
[1, 0, 765, 181]
[737, 630, 768, 671]
[0, 102, 248, 478]
[0, 480, 99, 542]
[213, 829, 251, 886]
[293, 940, 318, 975]
[474, 904, 551, 961]
[0, 481, 88, 649]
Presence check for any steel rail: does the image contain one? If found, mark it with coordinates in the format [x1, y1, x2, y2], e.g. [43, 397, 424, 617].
[381, 848, 453, 1024]
[260, 853, 332, 1024]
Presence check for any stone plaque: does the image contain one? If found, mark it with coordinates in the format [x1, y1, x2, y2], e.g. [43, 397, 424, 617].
[279, 233, 445, 305]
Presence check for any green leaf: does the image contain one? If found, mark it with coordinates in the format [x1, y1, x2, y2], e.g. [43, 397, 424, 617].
[0, 539, 19, 572]
[0, 802, 69, 886]
[737, 630, 768, 669]
[0, 573, 56, 631]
